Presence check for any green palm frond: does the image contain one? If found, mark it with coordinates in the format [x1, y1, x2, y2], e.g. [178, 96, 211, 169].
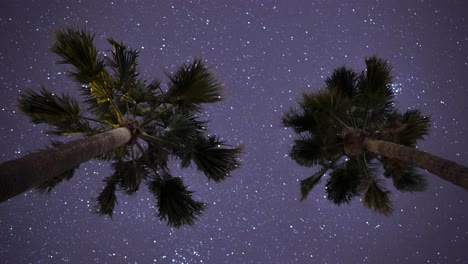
[120, 80, 156, 106]
[397, 110, 430, 146]
[106, 38, 139, 91]
[18, 87, 81, 125]
[281, 106, 317, 134]
[144, 80, 163, 103]
[301, 90, 352, 136]
[112, 160, 146, 195]
[140, 142, 170, 171]
[51, 27, 105, 84]
[88, 70, 125, 123]
[290, 135, 341, 167]
[176, 135, 242, 182]
[363, 179, 393, 215]
[96, 176, 118, 217]
[163, 112, 205, 141]
[382, 157, 427, 192]
[300, 158, 340, 200]
[300, 166, 328, 201]
[89, 71, 114, 103]
[149, 176, 206, 228]
[356, 56, 394, 116]
[166, 58, 223, 110]
[325, 158, 363, 204]
[325, 66, 358, 97]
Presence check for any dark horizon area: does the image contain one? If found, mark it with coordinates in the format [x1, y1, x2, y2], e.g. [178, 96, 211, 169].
[1, 0, 467, 263]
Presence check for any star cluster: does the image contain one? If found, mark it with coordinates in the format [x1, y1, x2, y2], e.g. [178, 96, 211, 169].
[1, 0, 467, 263]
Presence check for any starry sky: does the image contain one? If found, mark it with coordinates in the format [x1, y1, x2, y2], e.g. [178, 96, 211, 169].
[1, 0, 468, 263]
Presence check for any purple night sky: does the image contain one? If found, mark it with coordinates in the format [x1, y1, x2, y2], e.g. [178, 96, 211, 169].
[1, 0, 467, 263]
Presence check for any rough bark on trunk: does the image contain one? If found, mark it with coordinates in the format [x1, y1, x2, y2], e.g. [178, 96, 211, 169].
[0, 127, 132, 202]
[363, 138, 468, 191]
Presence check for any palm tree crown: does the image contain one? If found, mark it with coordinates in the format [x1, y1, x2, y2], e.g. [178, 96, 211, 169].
[282, 56, 433, 215]
[13, 28, 242, 227]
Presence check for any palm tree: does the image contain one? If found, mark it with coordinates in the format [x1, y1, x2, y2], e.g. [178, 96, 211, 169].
[282, 56, 468, 215]
[0, 28, 242, 227]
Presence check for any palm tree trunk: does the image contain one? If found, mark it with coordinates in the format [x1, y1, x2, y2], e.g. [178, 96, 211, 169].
[363, 138, 468, 191]
[0, 127, 132, 203]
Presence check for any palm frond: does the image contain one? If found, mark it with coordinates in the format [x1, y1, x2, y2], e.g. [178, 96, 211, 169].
[18, 87, 81, 125]
[89, 71, 114, 104]
[290, 135, 341, 167]
[51, 27, 105, 84]
[96, 176, 118, 217]
[139, 142, 169, 171]
[163, 112, 205, 141]
[106, 38, 139, 91]
[166, 58, 223, 110]
[300, 166, 327, 201]
[397, 110, 430, 146]
[144, 80, 163, 103]
[281, 106, 319, 134]
[356, 56, 394, 117]
[176, 135, 242, 182]
[325, 158, 363, 204]
[382, 157, 427, 192]
[363, 179, 393, 215]
[325, 66, 358, 97]
[112, 160, 146, 195]
[302, 90, 352, 137]
[120, 80, 155, 106]
[149, 176, 206, 228]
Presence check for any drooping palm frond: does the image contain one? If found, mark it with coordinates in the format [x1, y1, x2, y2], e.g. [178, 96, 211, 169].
[176, 135, 242, 182]
[112, 160, 146, 195]
[281, 106, 317, 134]
[166, 58, 223, 110]
[140, 142, 170, 171]
[290, 135, 341, 167]
[162, 112, 206, 141]
[325, 158, 364, 204]
[382, 157, 427, 192]
[325, 66, 358, 97]
[51, 27, 105, 84]
[300, 166, 328, 201]
[18, 87, 81, 125]
[106, 38, 139, 92]
[149, 176, 206, 228]
[363, 179, 393, 215]
[396, 110, 430, 147]
[17, 87, 95, 135]
[96, 176, 118, 217]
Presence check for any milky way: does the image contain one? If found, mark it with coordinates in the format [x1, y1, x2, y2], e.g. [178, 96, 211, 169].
[1, 0, 467, 263]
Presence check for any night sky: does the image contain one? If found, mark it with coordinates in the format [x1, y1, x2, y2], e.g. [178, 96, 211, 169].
[1, 0, 468, 263]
